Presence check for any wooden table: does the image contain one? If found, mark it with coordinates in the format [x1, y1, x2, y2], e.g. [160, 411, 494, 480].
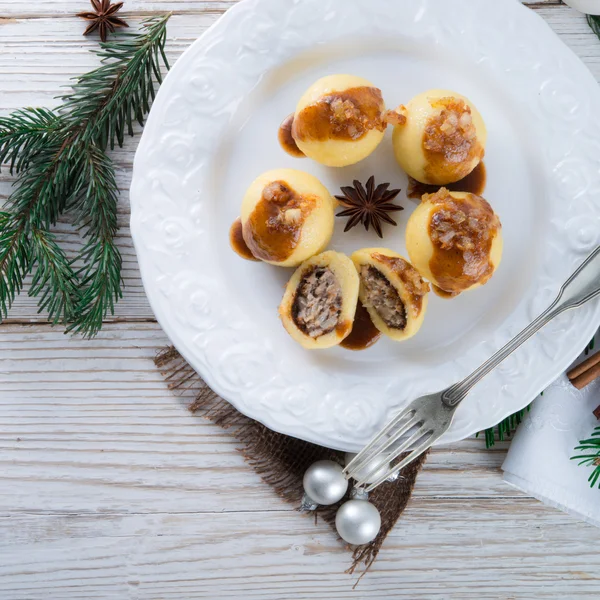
[1, 1, 600, 598]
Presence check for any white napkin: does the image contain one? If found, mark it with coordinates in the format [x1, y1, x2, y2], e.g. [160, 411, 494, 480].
[502, 359, 600, 527]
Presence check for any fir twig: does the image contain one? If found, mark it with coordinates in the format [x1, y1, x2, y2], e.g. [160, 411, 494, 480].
[0, 108, 65, 175]
[479, 405, 531, 449]
[588, 14, 600, 41]
[0, 14, 170, 335]
[571, 426, 600, 489]
[62, 14, 170, 151]
[0, 212, 30, 318]
[29, 227, 80, 323]
[68, 141, 122, 337]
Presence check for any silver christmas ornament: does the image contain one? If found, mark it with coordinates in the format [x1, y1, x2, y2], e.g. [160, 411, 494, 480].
[344, 452, 390, 484]
[349, 486, 369, 501]
[299, 493, 318, 512]
[303, 460, 348, 506]
[335, 499, 381, 545]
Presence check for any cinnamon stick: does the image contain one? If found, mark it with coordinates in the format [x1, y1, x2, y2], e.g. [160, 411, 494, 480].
[567, 351, 600, 390]
[568, 350, 600, 379]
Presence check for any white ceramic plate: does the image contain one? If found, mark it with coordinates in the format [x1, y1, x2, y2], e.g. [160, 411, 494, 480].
[130, 0, 600, 452]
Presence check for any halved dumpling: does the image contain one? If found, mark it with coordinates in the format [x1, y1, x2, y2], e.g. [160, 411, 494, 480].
[279, 251, 359, 350]
[351, 248, 430, 342]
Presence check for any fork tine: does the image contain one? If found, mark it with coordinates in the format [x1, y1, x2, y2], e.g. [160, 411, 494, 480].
[343, 408, 416, 477]
[353, 424, 431, 487]
[346, 414, 422, 482]
[364, 435, 437, 492]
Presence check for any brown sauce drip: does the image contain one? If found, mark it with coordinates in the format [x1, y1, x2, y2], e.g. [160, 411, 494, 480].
[336, 320, 353, 338]
[422, 97, 485, 184]
[292, 86, 385, 143]
[407, 162, 486, 200]
[371, 253, 430, 317]
[229, 218, 259, 261]
[341, 303, 381, 351]
[278, 114, 305, 157]
[427, 189, 500, 296]
[432, 285, 460, 299]
[244, 181, 316, 263]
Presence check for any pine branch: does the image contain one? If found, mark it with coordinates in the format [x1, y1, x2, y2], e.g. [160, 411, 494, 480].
[588, 15, 600, 41]
[7, 139, 80, 229]
[0, 213, 30, 319]
[479, 405, 531, 448]
[29, 227, 80, 324]
[62, 14, 170, 151]
[0, 15, 170, 333]
[571, 426, 600, 489]
[0, 108, 66, 175]
[67, 141, 122, 337]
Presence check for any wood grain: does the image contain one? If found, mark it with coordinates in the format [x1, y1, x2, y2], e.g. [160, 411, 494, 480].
[0, 504, 598, 600]
[1, 6, 599, 323]
[1, 323, 599, 599]
[2, 1, 600, 598]
[0, 323, 516, 513]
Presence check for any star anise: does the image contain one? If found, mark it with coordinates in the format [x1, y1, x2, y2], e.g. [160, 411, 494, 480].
[335, 176, 403, 238]
[77, 0, 129, 43]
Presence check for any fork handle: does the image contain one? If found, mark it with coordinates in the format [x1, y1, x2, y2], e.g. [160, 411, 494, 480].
[441, 245, 600, 408]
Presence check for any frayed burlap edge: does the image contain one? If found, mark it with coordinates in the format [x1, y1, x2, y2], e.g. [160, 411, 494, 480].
[155, 346, 428, 582]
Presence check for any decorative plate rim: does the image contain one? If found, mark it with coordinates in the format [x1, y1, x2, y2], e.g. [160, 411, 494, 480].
[130, 0, 600, 451]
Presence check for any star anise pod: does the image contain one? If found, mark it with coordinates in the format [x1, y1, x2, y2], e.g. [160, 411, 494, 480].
[77, 0, 129, 43]
[335, 176, 404, 238]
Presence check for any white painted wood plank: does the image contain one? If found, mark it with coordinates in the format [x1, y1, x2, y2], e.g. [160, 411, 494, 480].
[0, 505, 598, 600]
[0, 0, 565, 18]
[1, 6, 600, 323]
[0, 322, 524, 515]
[1, 7, 597, 113]
[1, 4, 599, 599]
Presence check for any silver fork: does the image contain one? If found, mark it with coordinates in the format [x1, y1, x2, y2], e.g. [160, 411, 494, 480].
[345, 245, 600, 492]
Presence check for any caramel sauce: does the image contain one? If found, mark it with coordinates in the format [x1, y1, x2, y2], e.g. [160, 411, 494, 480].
[278, 114, 305, 157]
[341, 303, 381, 351]
[427, 189, 500, 296]
[422, 97, 485, 184]
[336, 320, 353, 338]
[432, 285, 460, 299]
[244, 181, 316, 263]
[292, 86, 385, 143]
[371, 253, 430, 317]
[407, 162, 486, 200]
[229, 218, 259, 261]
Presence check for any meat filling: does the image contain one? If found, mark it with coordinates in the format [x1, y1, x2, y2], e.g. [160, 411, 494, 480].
[360, 265, 407, 330]
[292, 267, 342, 338]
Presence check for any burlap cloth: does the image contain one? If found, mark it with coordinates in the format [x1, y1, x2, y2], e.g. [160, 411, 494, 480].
[155, 346, 429, 581]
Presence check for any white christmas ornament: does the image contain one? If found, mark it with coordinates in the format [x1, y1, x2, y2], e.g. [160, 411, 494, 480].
[335, 499, 381, 545]
[302, 460, 348, 506]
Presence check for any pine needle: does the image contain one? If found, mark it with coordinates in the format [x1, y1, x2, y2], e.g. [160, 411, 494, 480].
[571, 426, 600, 489]
[588, 15, 600, 40]
[0, 14, 171, 334]
[479, 405, 531, 448]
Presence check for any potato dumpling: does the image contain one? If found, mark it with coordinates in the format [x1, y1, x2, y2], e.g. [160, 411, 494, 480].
[351, 248, 430, 342]
[279, 251, 359, 350]
[390, 89, 486, 185]
[291, 75, 387, 167]
[241, 169, 335, 267]
[406, 189, 503, 297]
